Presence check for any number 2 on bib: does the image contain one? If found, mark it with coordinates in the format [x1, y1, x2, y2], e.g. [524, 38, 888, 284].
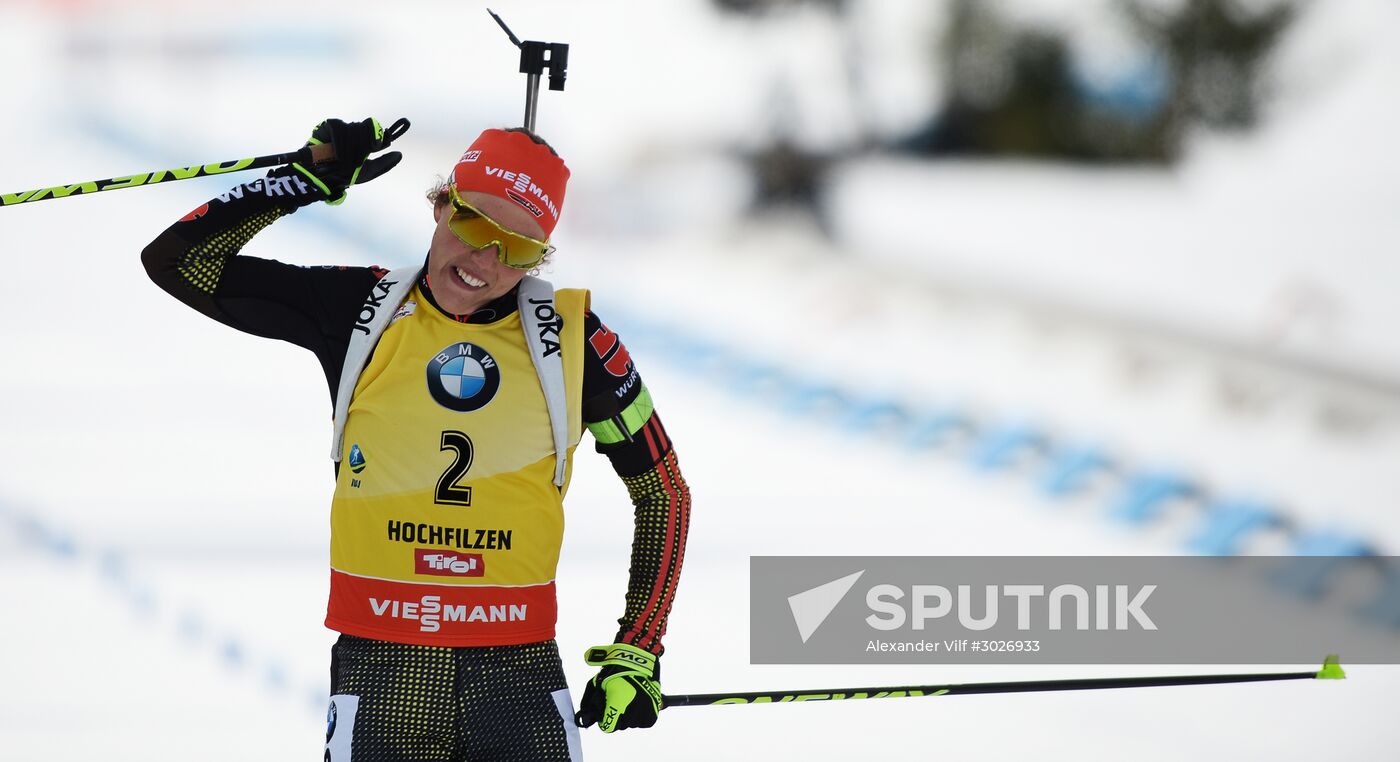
[435, 430, 474, 506]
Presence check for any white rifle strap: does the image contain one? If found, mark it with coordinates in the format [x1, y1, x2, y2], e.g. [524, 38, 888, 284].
[518, 275, 571, 487]
[329, 266, 422, 461]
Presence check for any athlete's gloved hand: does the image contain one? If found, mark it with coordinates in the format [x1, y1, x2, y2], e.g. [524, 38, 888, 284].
[281, 117, 406, 205]
[575, 643, 664, 733]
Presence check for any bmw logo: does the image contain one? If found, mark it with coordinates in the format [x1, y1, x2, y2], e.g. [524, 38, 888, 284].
[427, 342, 501, 412]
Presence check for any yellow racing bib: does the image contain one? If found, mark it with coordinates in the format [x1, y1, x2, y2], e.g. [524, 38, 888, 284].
[325, 284, 586, 645]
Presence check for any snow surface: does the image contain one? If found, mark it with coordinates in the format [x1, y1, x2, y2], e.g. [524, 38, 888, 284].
[1, 0, 1396, 759]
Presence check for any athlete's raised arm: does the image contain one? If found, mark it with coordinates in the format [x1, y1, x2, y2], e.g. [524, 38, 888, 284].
[140, 117, 401, 397]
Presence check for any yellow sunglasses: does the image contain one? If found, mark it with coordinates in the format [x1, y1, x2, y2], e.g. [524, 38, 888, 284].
[447, 188, 554, 270]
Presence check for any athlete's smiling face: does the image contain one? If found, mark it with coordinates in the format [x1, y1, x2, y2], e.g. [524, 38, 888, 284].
[427, 190, 545, 315]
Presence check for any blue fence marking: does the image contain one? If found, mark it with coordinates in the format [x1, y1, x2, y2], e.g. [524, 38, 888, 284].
[780, 379, 850, 418]
[1108, 470, 1199, 525]
[725, 360, 791, 398]
[1291, 531, 1379, 558]
[1268, 547, 1379, 601]
[902, 409, 971, 451]
[838, 396, 912, 435]
[0, 503, 326, 716]
[968, 422, 1047, 472]
[1185, 499, 1286, 555]
[587, 304, 1382, 558]
[1037, 444, 1113, 498]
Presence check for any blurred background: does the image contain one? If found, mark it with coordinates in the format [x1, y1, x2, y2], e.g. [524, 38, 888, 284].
[1, 0, 1396, 758]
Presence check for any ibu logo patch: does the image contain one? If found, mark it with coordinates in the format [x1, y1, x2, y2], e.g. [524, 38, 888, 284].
[427, 342, 501, 412]
[348, 444, 367, 474]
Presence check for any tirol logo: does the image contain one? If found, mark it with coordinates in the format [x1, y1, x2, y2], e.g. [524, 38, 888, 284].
[461, 149, 482, 163]
[415, 549, 484, 577]
[426, 342, 501, 412]
[348, 444, 367, 474]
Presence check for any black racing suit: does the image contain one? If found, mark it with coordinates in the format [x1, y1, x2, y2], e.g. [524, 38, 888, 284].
[141, 173, 691, 761]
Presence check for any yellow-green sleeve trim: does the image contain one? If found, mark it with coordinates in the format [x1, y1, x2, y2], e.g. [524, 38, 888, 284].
[588, 385, 655, 445]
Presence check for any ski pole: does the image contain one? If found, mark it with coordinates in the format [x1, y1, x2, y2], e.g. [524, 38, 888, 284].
[0, 117, 410, 208]
[0, 145, 329, 208]
[661, 654, 1345, 707]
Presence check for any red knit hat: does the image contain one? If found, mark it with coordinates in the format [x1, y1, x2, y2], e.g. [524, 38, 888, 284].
[451, 129, 570, 238]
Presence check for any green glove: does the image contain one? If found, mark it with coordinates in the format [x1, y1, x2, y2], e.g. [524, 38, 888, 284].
[285, 117, 405, 205]
[575, 643, 664, 733]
